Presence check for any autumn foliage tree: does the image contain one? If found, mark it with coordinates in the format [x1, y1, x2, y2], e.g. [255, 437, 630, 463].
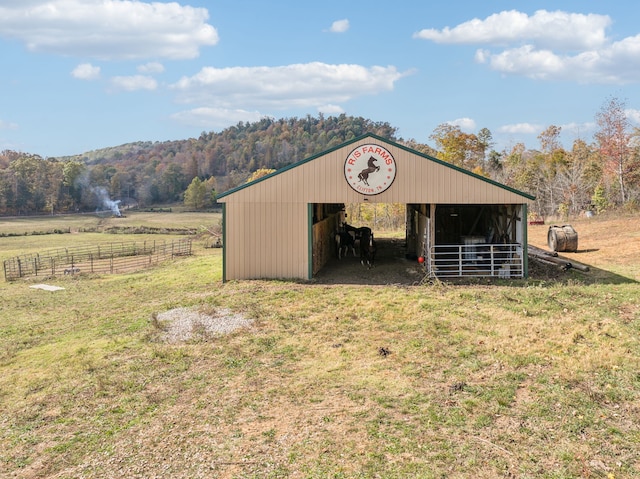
[246, 168, 276, 183]
[595, 97, 633, 206]
[429, 123, 486, 172]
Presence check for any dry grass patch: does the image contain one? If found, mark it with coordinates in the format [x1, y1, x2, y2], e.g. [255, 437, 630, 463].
[528, 213, 640, 281]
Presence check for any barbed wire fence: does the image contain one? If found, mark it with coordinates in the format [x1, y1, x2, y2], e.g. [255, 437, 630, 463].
[3, 238, 192, 281]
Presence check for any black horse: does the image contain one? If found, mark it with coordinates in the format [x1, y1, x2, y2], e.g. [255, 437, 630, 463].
[335, 230, 356, 259]
[344, 224, 371, 245]
[358, 156, 380, 186]
[360, 229, 376, 268]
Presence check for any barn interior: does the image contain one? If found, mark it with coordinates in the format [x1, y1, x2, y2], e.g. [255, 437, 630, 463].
[311, 202, 525, 282]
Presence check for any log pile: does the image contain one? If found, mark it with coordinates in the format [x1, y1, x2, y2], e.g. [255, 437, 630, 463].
[528, 244, 590, 272]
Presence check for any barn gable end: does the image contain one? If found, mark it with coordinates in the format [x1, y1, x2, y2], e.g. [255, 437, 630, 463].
[217, 134, 534, 281]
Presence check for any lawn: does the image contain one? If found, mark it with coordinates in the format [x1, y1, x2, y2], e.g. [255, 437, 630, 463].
[0, 211, 638, 478]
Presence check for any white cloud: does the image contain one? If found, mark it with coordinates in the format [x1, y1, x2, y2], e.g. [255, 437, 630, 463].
[329, 19, 349, 33]
[71, 63, 100, 80]
[626, 108, 640, 124]
[110, 75, 157, 92]
[138, 62, 165, 74]
[414, 10, 609, 50]
[0, 0, 218, 60]
[478, 39, 640, 84]
[415, 9, 640, 84]
[318, 104, 344, 114]
[447, 117, 476, 131]
[171, 107, 262, 128]
[171, 62, 409, 110]
[479, 45, 564, 80]
[498, 123, 542, 134]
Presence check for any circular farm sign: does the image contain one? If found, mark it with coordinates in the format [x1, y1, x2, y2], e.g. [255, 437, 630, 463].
[343, 144, 397, 195]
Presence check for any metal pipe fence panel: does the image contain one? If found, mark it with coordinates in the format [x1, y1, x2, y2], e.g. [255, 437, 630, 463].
[429, 243, 523, 278]
[3, 239, 192, 281]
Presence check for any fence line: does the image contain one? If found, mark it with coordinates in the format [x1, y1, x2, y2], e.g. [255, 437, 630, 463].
[3, 238, 192, 281]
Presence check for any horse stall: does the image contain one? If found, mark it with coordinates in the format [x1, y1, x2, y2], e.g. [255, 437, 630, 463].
[312, 216, 336, 275]
[428, 204, 526, 278]
[311, 203, 344, 275]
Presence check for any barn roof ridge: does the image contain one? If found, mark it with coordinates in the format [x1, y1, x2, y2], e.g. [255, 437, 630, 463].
[216, 133, 535, 200]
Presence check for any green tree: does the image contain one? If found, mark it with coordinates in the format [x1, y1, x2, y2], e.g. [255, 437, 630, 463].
[159, 163, 185, 201]
[591, 184, 610, 213]
[9, 154, 41, 213]
[62, 160, 86, 210]
[184, 177, 207, 209]
[204, 176, 217, 205]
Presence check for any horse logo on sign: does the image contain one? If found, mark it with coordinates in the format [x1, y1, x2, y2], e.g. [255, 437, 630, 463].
[344, 144, 397, 195]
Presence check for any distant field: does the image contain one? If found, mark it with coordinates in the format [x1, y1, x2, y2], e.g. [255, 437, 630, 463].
[0, 209, 222, 234]
[0, 210, 222, 261]
[0, 211, 638, 478]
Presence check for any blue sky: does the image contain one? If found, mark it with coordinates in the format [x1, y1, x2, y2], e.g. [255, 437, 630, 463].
[2, 1, 640, 158]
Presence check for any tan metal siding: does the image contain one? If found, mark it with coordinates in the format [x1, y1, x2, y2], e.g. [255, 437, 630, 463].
[220, 141, 528, 205]
[223, 202, 308, 280]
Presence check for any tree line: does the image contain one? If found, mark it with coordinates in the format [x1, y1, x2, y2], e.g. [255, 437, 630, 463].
[1, 101, 639, 218]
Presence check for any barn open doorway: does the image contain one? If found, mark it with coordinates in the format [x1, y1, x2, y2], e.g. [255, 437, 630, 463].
[311, 202, 526, 282]
[311, 202, 418, 284]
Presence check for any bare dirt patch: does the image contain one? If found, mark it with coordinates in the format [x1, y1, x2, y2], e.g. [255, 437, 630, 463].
[528, 213, 640, 282]
[313, 237, 425, 285]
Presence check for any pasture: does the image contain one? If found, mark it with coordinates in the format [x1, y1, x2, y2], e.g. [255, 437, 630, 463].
[0, 211, 639, 478]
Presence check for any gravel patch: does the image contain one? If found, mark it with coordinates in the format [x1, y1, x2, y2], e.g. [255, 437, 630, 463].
[154, 307, 253, 343]
[30, 283, 65, 292]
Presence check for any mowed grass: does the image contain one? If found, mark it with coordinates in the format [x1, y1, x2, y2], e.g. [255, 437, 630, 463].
[0, 212, 639, 478]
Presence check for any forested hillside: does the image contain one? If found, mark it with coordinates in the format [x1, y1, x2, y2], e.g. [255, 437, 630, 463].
[1, 101, 639, 218]
[0, 115, 407, 215]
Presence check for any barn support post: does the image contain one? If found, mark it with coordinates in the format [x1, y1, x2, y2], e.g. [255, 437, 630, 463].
[307, 203, 314, 280]
[522, 203, 529, 278]
[221, 204, 227, 283]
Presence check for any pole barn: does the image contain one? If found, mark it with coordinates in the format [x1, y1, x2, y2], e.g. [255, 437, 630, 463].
[216, 134, 535, 282]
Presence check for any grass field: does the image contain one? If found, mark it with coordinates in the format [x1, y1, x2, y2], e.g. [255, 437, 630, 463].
[0, 210, 222, 261]
[0, 211, 638, 478]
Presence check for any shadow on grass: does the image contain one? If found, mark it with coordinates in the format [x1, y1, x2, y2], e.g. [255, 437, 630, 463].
[524, 256, 637, 286]
[312, 238, 637, 287]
